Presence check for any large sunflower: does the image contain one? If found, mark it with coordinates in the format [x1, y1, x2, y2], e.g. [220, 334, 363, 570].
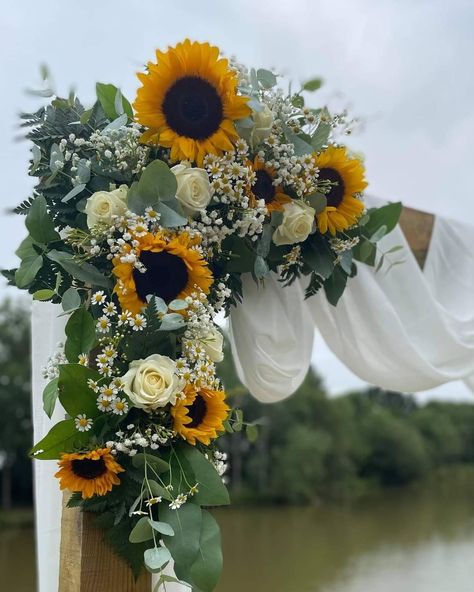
[171, 384, 229, 446]
[55, 448, 124, 499]
[314, 146, 367, 236]
[250, 157, 291, 213]
[134, 40, 250, 165]
[113, 232, 213, 314]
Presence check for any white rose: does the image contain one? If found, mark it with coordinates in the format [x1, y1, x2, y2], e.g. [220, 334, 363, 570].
[250, 104, 274, 146]
[85, 185, 128, 229]
[121, 354, 184, 412]
[201, 328, 224, 363]
[171, 161, 212, 216]
[272, 200, 316, 246]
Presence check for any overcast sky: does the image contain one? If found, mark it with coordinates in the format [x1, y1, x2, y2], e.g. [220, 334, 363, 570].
[1, 0, 473, 401]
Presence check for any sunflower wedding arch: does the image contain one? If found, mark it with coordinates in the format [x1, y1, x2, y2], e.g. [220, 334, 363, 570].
[9, 39, 472, 592]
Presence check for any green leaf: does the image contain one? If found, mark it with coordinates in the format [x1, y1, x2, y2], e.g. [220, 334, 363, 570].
[179, 445, 230, 506]
[138, 160, 178, 204]
[43, 377, 59, 418]
[30, 145, 42, 174]
[15, 235, 37, 260]
[159, 313, 186, 331]
[147, 480, 172, 502]
[30, 418, 90, 460]
[25, 195, 60, 244]
[129, 517, 154, 543]
[160, 503, 202, 582]
[62, 287, 81, 312]
[257, 68, 277, 89]
[284, 127, 313, 156]
[168, 299, 188, 311]
[246, 424, 259, 442]
[254, 255, 269, 279]
[189, 510, 223, 592]
[339, 250, 353, 275]
[101, 113, 128, 133]
[311, 122, 331, 151]
[64, 307, 96, 363]
[132, 453, 170, 474]
[15, 254, 43, 288]
[33, 288, 55, 301]
[370, 225, 388, 242]
[144, 547, 172, 573]
[291, 94, 305, 108]
[306, 193, 327, 214]
[303, 78, 323, 92]
[363, 202, 402, 239]
[62, 183, 86, 203]
[58, 364, 101, 418]
[149, 519, 175, 536]
[156, 201, 187, 228]
[96, 82, 133, 121]
[303, 238, 334, 279]
[47, 250, 112, 288]
[225, 236, 256, 273]
[324, 267, 348, 306]
[353, 239, 376, 265]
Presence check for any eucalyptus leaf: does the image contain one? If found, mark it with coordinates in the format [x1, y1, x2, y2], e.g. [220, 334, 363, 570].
[49, 143, 63, 173]
[159, 313, 186, 332]
[246, 424, 259, 443]
[254, 255, 269, 279]
[61, 287, 81, 312]
[311, 122, 331, 151]
[339, 250, 353, 275]
[324, 267, 348, 306]
[25, 195, 60, 245]
[168, 299, 188, 311]
[284, 127, 313, 156]
[132, 453, 170, 474]
[30, 145, 42, 174]
[129, 517, 154, 543]
[47, 250, 112, 288]
[306, 193, 327, 214]
[33, 288, 55, 301]
[62, 183, 86, 203]
[257, 68, 277, 89]
[101, 113, 127, 133]
[76, 159, 91, 184]
[138, 160, 178, 204]
[148, 519, 175, 537]
[303, 78, 323, 92]
[189, 510, 223, 592]
[15, 254, 43, 288]
[156, 201, 187, 228]
[144, 547, 172, 573]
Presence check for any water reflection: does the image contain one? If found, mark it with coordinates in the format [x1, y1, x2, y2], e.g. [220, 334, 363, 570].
[216, 469, 474, 592]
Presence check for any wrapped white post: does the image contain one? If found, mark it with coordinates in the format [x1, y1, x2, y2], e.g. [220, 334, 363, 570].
[31, 302, 187, 592]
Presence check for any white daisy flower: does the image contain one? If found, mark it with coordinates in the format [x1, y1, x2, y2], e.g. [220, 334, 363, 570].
[78, 353, 89, 366]
[102, 346, 118, 361]
[96, 316, 111, 333]
[97, 394, 115, 412]
[99, 384, 118, 399]
[91, 291, 106, 305]
[74, 414, 93, 432]
[102, 302, 117, 316]
[130, 314, 147, 331]
[118, 311, 132, 326]
[111, 397, 129, 415]
[87, 379, 100, 393]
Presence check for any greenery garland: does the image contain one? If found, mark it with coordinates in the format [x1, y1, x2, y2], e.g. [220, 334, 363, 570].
[4, 39, 401, 590]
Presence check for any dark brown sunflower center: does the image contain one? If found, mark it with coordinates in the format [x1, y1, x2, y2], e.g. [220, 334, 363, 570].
[162, 76, 224, 140]
[318, 167, 345, 207]
[253, 169, 276, 203]
[133, 250, 189, 304]
[187, 394, 208, 428]
[71, 458, 107, 480]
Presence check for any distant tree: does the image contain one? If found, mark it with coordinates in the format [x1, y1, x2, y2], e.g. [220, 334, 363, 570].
[0, 298, 32, 509]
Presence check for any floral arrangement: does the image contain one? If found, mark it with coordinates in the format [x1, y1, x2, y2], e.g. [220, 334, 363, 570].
[5, 39, 400, 590]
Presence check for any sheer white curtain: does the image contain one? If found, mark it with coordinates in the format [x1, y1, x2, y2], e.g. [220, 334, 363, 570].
[230, 199, 474, 400]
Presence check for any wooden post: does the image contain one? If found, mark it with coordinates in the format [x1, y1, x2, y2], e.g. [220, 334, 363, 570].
[59, 493, 151, 592]
[399, 206, 435, 269]
[56, 205, 436, 591]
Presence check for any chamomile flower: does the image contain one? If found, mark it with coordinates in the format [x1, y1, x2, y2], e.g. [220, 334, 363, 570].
[78, 353, 89, 366]
[146, 496, 162, 507]
[91, 291, 107, 305]
[97, 394, 115, 412]
[130, 314, 147, 331]
[145, 207, 160, 222]
[100, 384, 118, 399]
[111, 377, 125, 390]
[111, 398, 129, 415]
[102, 345, 118, 361]
[74, 414, 93, 432]
[87, 379, 100, 393]
[96, 316, 111, 333]
[118, 311, 132, 326]
[102, 302, 117, 316]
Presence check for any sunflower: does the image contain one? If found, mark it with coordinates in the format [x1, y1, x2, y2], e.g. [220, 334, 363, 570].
[134, 39, 250, 165]
[112, 232, 213, 314]
[55, 448, 124, 499]
[314, 146, 367, 236]
[171, 384, 229, 446]
[250, 157, 291, 213]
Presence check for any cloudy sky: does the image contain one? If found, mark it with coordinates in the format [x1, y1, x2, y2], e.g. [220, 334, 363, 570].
[1, 0, 473, 401]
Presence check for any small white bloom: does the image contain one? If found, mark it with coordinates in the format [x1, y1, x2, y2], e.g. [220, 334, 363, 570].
[78, 353, 89, 366]
[91, 291, 106, 305]
[96, 316, 111, 333]
[111, 397, 129, 416]
[74, 414, 93, 432]
[130, 314, 147, 331]
[103, 302, 117, 316]
[97, 394, 115, 412]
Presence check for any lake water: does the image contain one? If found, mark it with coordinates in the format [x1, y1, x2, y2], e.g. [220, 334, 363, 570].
[2, 468, 474, 591]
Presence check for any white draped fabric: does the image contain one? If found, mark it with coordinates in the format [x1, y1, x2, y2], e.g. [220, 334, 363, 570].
[32, 198, 474, 590]
[230, 198, 474, 401]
